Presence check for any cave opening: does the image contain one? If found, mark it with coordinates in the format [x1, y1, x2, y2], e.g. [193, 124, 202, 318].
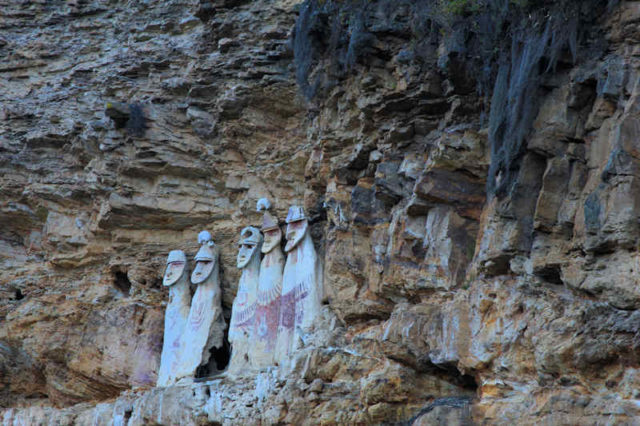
[423, 361, 479, 392]
[14, 288, 24, 300]
[195, 330, 231, 380]
[113, 271, 132, 295]
[535, 265, 563, 285]
[458, 372, 480, 391]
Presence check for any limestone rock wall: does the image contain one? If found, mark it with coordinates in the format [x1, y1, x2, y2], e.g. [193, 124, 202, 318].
[2, 0, 640, 424]
[1, 0, 305, 408]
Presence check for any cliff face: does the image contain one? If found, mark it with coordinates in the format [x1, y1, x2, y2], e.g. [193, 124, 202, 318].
[2, 0, 640, 424]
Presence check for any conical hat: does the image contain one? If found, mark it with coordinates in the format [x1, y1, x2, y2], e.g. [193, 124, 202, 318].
[166, 250, 186, 264]
[286, 205, 306, 223]
[257, 198, 280, 231]
[261, 211, 279, 231]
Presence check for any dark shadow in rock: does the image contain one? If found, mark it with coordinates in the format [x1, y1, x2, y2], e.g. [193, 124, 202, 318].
[113, 271, 132, 296]
[195, 327, 231, 380]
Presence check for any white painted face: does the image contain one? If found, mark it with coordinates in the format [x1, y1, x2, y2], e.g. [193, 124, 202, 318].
[191, 260, 214, 284]
[237, 242, 258, 269]
[191, 244, 217, 284]
[163, 261, 186, 286]
[284, 219, 308, 252]
[261, 227, 282, 254]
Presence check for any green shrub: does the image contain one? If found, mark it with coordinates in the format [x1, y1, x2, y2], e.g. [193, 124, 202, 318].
[440, 0, 480, 16]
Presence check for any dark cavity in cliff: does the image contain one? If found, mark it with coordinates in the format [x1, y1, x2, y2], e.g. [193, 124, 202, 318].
[292, 0, 614, 197]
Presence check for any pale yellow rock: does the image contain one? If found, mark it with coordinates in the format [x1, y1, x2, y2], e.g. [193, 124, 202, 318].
[2, 0, 640, 423]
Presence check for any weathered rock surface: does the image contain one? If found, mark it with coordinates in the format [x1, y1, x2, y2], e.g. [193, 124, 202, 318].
[2, 0, 640, 424]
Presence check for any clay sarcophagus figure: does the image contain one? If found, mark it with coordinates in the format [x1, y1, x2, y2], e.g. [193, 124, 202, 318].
[251, 199, 284, 368]
[174, 231, 225, 381]
[276, 206, 323, 362]
[228, 226, 263, 373]
[157, 250, 191, 387]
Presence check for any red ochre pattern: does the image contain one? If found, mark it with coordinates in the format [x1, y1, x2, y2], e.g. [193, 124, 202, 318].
[279, 278, 311, 331]
[232, 303, 257, 328]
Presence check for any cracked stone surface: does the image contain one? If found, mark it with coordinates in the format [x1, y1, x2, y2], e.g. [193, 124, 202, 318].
[2, 0, 640, 424]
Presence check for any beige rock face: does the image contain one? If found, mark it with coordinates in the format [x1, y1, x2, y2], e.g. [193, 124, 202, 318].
[2, 0, 640, 424]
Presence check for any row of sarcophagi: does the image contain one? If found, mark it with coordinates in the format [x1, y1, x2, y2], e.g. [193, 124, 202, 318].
[157, 199, 323, 386]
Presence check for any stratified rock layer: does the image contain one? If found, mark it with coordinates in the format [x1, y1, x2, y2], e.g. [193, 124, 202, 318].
[2, 0, 640, 424]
